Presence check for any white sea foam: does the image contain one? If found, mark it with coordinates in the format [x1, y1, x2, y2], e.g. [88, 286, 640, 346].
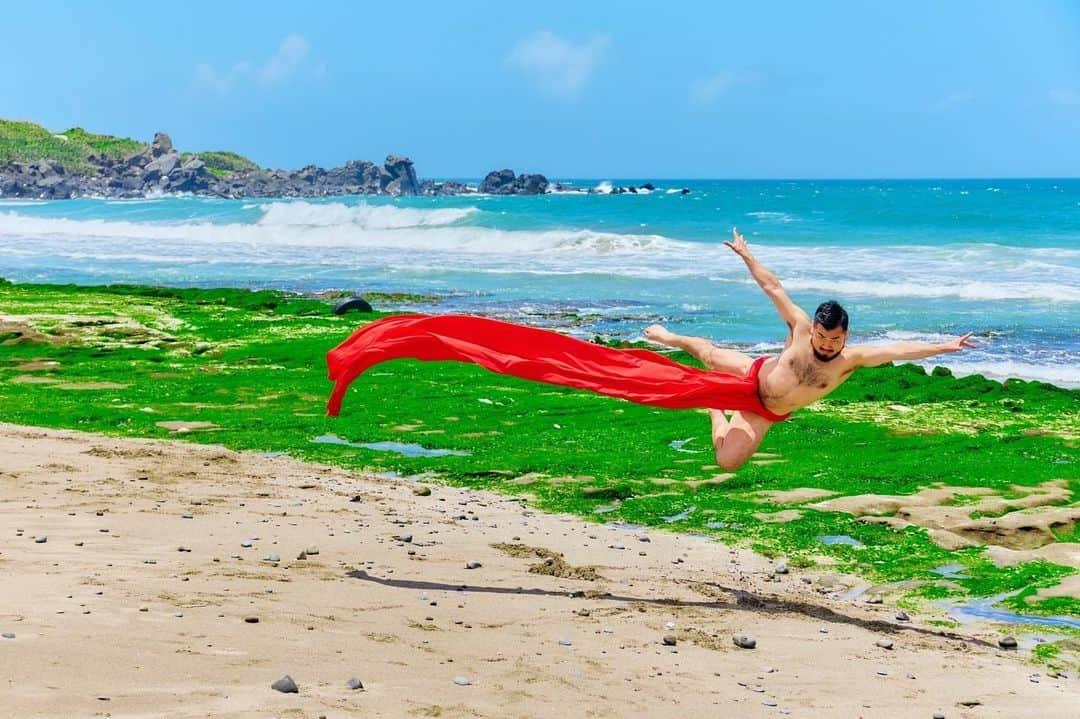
[782, 278, 1080, 303]
[256, 201, 476, 229]
[914, 359, 1080, 388]
[746, 211, 799, 223]
[594, 181, 613, 194]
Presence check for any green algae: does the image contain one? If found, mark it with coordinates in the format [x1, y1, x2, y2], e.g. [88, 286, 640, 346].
[1, 281, 1077, 626]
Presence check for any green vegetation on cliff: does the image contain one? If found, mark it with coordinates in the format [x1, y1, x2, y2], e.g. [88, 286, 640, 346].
[0, 118, 258, 175]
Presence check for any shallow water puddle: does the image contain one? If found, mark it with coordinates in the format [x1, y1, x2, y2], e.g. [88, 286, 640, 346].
[931, 563, 970, 579]
[662, 506, 696, 523]
[312, 433, 469, 457]
[945, 593, 1080, 630]
[817, 535, 865, 547]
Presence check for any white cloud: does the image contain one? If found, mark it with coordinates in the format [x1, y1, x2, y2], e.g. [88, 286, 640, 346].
[1050, 88, 1080, 106]
[506, 30, 611, 97]
[691, 71, 737, 105]
[256, 35, 311, 87]
[192, 34, 318, 97]
[932, 90, 975, 111]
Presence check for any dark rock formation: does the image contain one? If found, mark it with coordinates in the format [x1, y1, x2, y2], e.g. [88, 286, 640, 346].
[0, 128, 567, 199]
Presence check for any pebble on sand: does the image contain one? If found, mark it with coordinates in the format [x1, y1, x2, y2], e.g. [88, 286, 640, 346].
[662, 635, 678, 646]
[453, 676, 472, 686]
[271, 675, 299, 693]
[732, 634, 756, 649]
[346, 677, 364, 690]
[998, 636, 1018, 649]
[466, 561, 482, 569]
[876, 639, 894, 650]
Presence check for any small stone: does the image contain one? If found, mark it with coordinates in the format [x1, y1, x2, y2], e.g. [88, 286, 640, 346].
[304, 546, 319, 555]
[264, 554, 280, 562]
[559, 637, 573, 646]
[453, 676, 471, 686]
[662, 635, 677, 646]
[876, 639, 894, 650]
[181, 513, 194, 519]
[240, 540, 253, 548]
[958, 698, 982, 706]
[413, 486, 432, 496]
[466, 561, 482, 569]
[895, 611, 910, 622]
[933, 713, 945, 719]
[998, 636, 1018, 649]
[732, 634, 756, 649]
[762, 699, 778, 707]
[774, 561, 789, 574]
[139, 607, 149, 612]
[244, 616, 260, 624]
[271, 675, 299, 693]
[1, 632, 14, 639]
[346, 677, 364, 690]
[876, 668, 889, 676]
[397, 534, 413, 543]
[296, 551, 307, 560]
[865, 595, 883, 604]
[96, 695, 110, 701]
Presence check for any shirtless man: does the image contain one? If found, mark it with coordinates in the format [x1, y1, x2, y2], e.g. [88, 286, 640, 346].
[644, 229, 976, 471]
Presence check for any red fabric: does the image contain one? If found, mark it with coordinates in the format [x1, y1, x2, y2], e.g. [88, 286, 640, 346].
[326, 314, 791, 422]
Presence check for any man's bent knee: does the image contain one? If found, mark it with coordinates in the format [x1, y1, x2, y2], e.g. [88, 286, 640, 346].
[714, 448, 751, 472]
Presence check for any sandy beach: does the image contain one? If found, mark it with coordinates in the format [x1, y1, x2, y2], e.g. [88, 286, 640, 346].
[1, 422, 1075, 718]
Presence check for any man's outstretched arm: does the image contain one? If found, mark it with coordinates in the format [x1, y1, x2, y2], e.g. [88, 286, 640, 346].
[851, 333, 977, 367]
[724, 228, 809, 330]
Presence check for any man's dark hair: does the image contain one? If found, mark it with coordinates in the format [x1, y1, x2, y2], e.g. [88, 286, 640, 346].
[814, 300, 848, 331]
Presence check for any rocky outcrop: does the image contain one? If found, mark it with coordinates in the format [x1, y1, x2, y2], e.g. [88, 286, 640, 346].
[478, 169, 549, 195]
[0, 128, 567, 199]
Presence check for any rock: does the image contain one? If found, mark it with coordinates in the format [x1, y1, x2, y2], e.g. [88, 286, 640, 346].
[774, 560, 789, 574]
[933, 714, 945, 719]
[479, 168, 516, 194]
[895, 611, 910, 622]
[244, 616, 260, 623]
[876, 639, 894, 650]
[998, 636, 1018, 649]
[413, 485, 432, 496]
[34, 535, 46, 543]
[304, 546, 319, 555]
[559, 637, 572, 646]
[453, 676, 471, 686]
[396, 534, 413, 543]
[150, 132, 173, 157]
[240, 540, 253, 548]
[661, 635, 677, 646]
[732, 634, 756, 649]
[382, 155, 420, 195]
[1, 632, 14, 639]
[333, 297, 374, 315]
[271, 675, 299, 693]
[264, 554, 280, 562]
[346, 677, 364, 690]
[466, 561, 482, 569]
[296, 551, 307, 560]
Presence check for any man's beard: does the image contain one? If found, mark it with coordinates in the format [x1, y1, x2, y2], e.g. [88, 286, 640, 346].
[812, 342, 844, 363]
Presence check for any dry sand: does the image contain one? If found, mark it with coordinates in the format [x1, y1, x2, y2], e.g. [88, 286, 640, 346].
[1, 423, 1076, 718]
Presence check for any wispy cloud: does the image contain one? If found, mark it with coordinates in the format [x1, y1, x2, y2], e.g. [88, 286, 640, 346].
[192, 34, 320, 97]
[1050, 88, 1080, 106]
[932, 90, 975, 111]
[506, 31, 611, 98]
[691, 71, 737, 105]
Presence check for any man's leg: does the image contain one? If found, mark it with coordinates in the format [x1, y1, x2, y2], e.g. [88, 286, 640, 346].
[644, 324, 753, 374]
[710, 410, 773, 471]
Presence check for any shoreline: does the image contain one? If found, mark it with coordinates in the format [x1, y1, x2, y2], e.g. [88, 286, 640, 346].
[2, 422, 1076, 717]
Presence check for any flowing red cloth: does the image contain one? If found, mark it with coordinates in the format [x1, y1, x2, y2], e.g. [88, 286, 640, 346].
[326, 314, 791, 422]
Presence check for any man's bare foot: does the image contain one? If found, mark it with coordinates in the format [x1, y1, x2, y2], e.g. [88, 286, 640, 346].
[644, 324, 677, 344]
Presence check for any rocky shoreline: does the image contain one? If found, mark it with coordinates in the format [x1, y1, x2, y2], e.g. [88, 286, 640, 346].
[0, 130, 673, 200]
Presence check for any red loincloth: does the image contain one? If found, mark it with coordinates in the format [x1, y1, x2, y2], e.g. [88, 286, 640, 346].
[326, 314, 791, 422]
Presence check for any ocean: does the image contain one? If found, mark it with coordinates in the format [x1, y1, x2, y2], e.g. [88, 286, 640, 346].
[1, 179, 1077, 387]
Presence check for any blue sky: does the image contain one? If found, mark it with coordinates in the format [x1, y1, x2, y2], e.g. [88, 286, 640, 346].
[2, 1, 1078, 178]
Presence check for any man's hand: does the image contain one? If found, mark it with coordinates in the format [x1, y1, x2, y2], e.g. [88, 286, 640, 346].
[723, 228, 752, 259]
[941, 333, 976, 353]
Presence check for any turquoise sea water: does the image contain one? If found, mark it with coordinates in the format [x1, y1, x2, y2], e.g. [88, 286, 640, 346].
[1, 179, 1077, 386]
